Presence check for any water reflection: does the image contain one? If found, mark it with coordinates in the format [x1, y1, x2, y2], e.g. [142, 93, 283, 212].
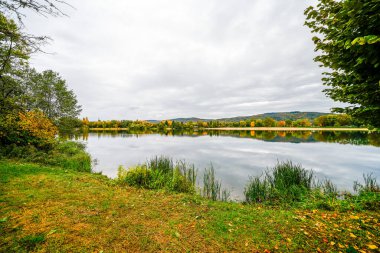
[64, 129, 380, 147]
[63, 130, 380, 200]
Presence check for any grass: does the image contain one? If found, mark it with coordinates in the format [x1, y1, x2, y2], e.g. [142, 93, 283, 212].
[202, 165, 230, 201]
[244, 161, 315, 204]
[1, 160, 379, 252]
[117, 156, 196, 194]
[0, 141, 92, 172]
[244, 161, 380, 211]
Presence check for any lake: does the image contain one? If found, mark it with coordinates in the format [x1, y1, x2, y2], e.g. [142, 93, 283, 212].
[70, 130, 380, 200]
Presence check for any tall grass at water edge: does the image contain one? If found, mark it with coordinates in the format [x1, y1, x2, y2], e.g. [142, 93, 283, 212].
[117, 156, 197, 194]
[117, 156, 231, 200]
[244, 161, 380, 210]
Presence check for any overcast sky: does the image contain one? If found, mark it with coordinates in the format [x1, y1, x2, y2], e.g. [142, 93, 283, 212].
[24, 0, 341, 120]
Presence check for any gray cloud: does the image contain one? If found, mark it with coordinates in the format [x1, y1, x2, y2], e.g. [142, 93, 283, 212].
[24, 0, 340, 120]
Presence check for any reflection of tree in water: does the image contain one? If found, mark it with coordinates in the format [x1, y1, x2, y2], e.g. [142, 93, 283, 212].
[292, 131, 312, 139]
[313, 131, 371, 146]
[368, 132, 380, 147]
[75, 129, 379, 147]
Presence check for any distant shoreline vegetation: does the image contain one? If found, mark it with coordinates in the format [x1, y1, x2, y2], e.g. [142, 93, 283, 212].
[81, 113, 378, 132]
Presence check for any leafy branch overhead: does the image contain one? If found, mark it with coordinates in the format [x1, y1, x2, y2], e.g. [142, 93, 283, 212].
[305, 0, 380, 127]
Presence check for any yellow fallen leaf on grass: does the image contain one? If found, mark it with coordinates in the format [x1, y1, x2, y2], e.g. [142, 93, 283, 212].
[350, 233, 357, 238]
[330, 242, 335, 246]
[368, 244, 378, 250]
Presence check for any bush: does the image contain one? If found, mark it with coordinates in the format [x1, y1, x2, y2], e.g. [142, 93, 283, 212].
[244, 175, 269, 203]
[244, 161, 315, 204]
[117, 165, 152, 187]
[116, 156, 196, 194]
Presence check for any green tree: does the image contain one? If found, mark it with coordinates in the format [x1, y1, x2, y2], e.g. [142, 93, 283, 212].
[305, 0, 380, 127]
[23, 69, 82, 122]
[263, 117, 277, 127]
[0, 13, 30, 113]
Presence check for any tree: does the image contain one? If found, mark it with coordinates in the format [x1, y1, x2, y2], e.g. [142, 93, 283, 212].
[21, 69, 81, 122]
[277, 120, 286, 127]
[0, 13, 30, 113]
[305, 0, 380, 127]
[0, 0, 69, 23]
[263, 117, 277, 127]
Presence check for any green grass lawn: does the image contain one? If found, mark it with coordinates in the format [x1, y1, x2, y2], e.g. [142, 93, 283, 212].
[0, 161, 379, 252]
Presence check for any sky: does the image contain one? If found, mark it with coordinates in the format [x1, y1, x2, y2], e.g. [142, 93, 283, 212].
[23, 0, 341, 120]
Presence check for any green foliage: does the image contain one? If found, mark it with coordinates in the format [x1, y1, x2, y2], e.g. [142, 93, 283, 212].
[244, 162, 379, 211]
[305, 1, 380, 127]
[0, 141, 92, 172]
[244, 161, 314, 204]
[57, 117, 83, 133]
[117, 165, 152, 188]
[244, 175, 269, 203]
[0, 13, 30, 114]
[314, 114, 353, 127]
[117, 156, 196, 194]
[22, 69, 82, 122]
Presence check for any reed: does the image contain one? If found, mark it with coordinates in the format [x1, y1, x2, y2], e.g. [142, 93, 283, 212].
[202, 164, 230, 201]
[245, 161, 315, 203]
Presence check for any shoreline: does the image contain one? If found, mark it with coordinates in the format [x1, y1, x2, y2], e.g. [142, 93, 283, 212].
[206, 127, 369, 131]
[88, 127, 369, 131]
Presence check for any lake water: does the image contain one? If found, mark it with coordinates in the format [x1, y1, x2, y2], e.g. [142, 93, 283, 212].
[71, 130, 380, 200]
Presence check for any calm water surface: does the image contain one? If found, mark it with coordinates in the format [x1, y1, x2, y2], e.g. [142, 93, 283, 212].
[72, 130, 380, 200]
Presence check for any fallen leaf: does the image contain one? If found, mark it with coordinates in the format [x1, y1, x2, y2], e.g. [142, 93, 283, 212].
[350, 233, 357, 238]
[368, 245, 378, 250]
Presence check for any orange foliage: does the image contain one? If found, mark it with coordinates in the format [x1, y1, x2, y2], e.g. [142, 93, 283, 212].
[18, 110, 58, 141]
[278, 121, 286, 127]
[250, 121, 255, 127]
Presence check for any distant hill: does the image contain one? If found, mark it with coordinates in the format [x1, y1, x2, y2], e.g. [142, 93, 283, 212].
[170, 117, 208, 123]
[218, 111, 329, 122]
[159, 111, 329, 123]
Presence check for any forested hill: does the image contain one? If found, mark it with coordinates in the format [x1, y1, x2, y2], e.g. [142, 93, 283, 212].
[218, 111, 329, 122]
[162, 111, 329, 123]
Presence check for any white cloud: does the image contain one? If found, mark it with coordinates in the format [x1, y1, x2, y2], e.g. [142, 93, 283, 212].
[24, 0, 340, 120]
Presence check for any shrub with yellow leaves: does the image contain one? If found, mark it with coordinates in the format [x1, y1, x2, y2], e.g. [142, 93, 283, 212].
[17, 110, 58, 147]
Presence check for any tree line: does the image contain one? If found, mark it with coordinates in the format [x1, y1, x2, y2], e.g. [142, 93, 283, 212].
[82, 113, 356, 131]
